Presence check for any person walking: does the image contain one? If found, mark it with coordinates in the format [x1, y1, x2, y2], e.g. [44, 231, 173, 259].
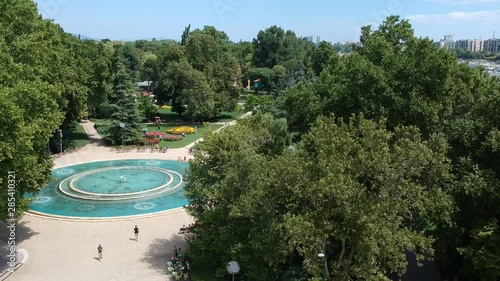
[183, 260, 190, 280]
[97, 244, 103, 261]
[133, 225, 139, 241]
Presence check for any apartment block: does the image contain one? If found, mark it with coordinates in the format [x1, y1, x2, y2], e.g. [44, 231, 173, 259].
[455, 39, 484, 52]
[483, 38, 500, 52]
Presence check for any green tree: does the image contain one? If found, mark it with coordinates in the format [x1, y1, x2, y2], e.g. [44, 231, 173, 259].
[186, 26, 240, 112]
[252, 25, 289, 68]
[0, 0, 75, 219]
[285, 114, 452, 280]
[180, 24, 191, 46]
[243, 67, 276, 92]
[184, 113, 452, 280]
[105, 62, 142, 144]
[312, 41, 336, 75]
[137, 95, 157, 122]
[161, 59, 217, 120]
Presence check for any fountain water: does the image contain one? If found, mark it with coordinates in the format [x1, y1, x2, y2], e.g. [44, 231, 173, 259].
[25, 159, 189, 219]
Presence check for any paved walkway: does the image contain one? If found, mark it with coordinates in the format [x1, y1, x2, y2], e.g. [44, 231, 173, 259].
[0, 114, 250, 281]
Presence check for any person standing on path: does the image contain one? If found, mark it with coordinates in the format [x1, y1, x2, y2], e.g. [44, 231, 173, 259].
[133, 225, 139, 241]
[97, 244, 103, 261]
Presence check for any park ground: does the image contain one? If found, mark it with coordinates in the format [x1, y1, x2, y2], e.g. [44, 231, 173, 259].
[0, 114, 247, 281]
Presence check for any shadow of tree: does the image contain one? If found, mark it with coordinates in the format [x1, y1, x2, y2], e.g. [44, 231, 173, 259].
[0, 220, 40, 244]
[0, 220, 40, 274]
[141, 234, 187, 274]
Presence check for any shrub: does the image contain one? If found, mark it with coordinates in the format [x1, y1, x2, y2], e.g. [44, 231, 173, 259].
[164, 135, 183, 141]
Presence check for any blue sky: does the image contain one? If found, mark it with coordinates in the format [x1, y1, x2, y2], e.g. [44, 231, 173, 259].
[34, 0, 500, 42]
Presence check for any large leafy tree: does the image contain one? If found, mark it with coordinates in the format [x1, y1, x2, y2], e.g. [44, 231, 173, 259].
[252, 26, 304, 68]
[281, 15, 500, 280]
[311, 41, 336, 76]
[185, 113, 452, 280]
[0, 0, 97, 219]
[285, 114, 452, 280]
[186, 26, 240, 112]
[161, 59, 216, 121]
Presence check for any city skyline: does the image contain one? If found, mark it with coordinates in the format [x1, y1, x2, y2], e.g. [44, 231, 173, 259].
[34, 0, 500, 42]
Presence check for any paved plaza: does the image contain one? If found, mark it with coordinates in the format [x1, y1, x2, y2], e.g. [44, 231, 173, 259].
[0, 118, 241, 281]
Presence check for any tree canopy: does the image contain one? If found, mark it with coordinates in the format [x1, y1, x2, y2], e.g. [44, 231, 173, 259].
[1, 4, 499, 280]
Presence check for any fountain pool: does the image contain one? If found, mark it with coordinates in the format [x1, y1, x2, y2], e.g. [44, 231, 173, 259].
[25, 159, 189, 219]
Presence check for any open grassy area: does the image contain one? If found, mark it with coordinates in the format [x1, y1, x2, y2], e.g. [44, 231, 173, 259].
[91, 119, 114, 139]
[92, 119, 223, 148]
[62, 124, 88, 150]
[144, 123, 223, 148]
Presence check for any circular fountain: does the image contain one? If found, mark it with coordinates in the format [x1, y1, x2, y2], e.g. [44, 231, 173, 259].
[25, 159, 189, 220]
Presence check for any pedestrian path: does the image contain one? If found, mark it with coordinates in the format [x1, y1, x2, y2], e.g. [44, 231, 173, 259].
[1, 112, 252, 281]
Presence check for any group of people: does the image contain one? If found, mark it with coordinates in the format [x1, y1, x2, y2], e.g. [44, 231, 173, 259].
[177, 156, 187, 162]
[170, 245, 190, 280]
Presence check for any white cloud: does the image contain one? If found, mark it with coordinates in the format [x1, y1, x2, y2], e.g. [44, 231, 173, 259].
[406, 10, 500, 24]
[425, 0, 500, 5]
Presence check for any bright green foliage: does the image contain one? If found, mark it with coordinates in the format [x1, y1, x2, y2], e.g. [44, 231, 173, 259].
[137, 95, 157, 122]
[186, 26, 240, 112]
[161, 59, 216, 121]
[0, 0, 100, 220]
[280, 15, 500, 280]
[185, 113, 452, 280]
[288, 114, 452, 280]
[252, 26, 313, 69]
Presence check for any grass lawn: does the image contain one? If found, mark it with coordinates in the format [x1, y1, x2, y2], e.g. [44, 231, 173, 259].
[92, 119, 223, 148]
[62, 124, 89, 150]
[211, 111, 243, 122]
[91, 119, 114, 139]
[144, 123, 223, 148]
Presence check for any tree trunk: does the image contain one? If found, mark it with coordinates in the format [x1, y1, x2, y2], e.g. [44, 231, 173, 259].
[337, 239, 346, 268]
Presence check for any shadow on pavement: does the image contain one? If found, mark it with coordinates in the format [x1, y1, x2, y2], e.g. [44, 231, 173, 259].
[0, 220, 39, 244]
[141, 235, 186, 274]
[0, 220, 39, 275]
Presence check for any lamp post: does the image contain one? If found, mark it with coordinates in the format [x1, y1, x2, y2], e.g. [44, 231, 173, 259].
[318, 253, 327, 281]
[227, 260, 240, 281]
[194, 125, 197, 145]
[58, 129, 63, 154]
[119, 122, 125, 151]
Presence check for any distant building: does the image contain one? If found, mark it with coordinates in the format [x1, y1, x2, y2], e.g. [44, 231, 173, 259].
[305, 35, 321, 46]
[484, 38, 500, 52]
[136, 81, 154, 97]
[435, 35, 455, 50]
[455, 39, 484, 52]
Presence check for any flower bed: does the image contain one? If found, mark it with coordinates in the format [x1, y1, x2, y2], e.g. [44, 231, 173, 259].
[139, 138, 159, 145]
[163, 135, 183, 141]
[167, 126, 195, 135]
